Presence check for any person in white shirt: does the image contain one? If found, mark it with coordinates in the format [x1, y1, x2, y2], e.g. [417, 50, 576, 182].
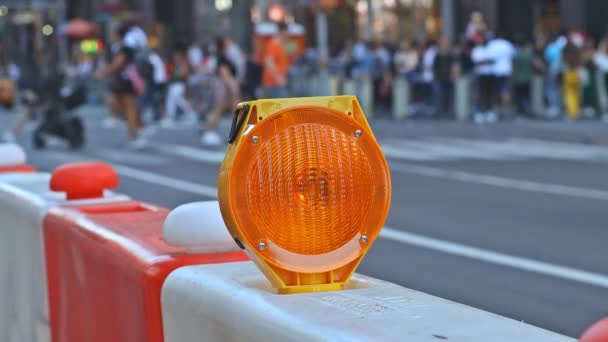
[124, 26, 148, 50]
[394, 40, 419, 79]
[486, 32, 516, 115]
[471, 35, 496, 122]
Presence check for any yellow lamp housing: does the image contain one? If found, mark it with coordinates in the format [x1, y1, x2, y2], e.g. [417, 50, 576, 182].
[218, 96, 391, 294]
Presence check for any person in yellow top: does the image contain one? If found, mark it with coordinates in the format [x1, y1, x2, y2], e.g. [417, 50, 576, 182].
[562, 39, 583, 119]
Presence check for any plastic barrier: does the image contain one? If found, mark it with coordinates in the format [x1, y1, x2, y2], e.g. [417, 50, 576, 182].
[0, 173, 55, 342]
[0, 162, 129, 342]
[161, 261, 574, 342]
[580, 318, 608, 342]
[43, 195, 248, 341]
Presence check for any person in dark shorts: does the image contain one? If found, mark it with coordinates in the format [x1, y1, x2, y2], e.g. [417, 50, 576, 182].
[97, 25, 144, 149]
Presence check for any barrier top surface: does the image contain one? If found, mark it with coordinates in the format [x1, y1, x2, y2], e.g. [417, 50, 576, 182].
[0, 174, 63, 220]
[43, 204, 248, 342]
[161, 262, 575, 342]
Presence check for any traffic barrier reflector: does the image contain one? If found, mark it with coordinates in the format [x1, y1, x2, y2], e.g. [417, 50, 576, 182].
[0, 143, 35, 173]
[50, 161, 119, 199]
[218, 96, 391, 294]
[580, 318, 608, 342]
[44, 197, 248, 341]
[163, 201, 242, 254]
[160, 261, 574, 342]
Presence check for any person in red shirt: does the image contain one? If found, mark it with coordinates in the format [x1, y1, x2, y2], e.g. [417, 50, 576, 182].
[262, 22, 290, 98]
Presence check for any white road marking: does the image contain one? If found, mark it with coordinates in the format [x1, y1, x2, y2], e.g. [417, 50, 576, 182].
[381, 137, 608, 162]
[390, 163, 608, 201]
[97, 149, 168, 165]
[152, 143, 226, 164]
[93, 162, 608, 289]
[380, 227, 608, 289]
[112, 164, 218, 198]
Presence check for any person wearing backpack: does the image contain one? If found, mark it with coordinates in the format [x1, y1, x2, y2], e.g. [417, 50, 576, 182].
[97, 25, 145, 149]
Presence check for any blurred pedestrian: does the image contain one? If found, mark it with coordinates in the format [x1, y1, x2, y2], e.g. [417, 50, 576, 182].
[394, 40, 419, 80]
[241, 51, 263, 100]
[162, 45, 196, 127]
[140, 48, 167, 124]
[487, 32, 516, 116]
[562, 36, 583, 119]
[580, 40, 598, 118]
[97, 25, 145, 149]
[465, 11, 486, 45]
[2, 58, 39, 142]
[200, 37, 240, 147]
[544, 32, 567, 117]
[472, 33, 496, 123]
[262, 21, 290, 98]
[433, 37, 458, 115]
[512, 37, 535, 115]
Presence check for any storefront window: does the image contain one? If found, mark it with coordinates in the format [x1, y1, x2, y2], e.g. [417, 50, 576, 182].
[355, 0, 438, 43]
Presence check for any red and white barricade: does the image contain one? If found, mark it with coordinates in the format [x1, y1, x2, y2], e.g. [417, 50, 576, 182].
[0, 145, 595, 341]
[41, 164, 248, 342]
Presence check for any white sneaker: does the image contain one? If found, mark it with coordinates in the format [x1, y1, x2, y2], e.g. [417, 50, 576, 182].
[200, 130, 222, 147]
[160, 118, 177, 129]
[140, 124, 157, 137]
[181, 112, 199, 125]
[473, 112, 485, 124]
[486, 111, 498, 123]
[127, 137, 147, 150]
[2, 131, 15, 142]
[102, 117, 120, 128]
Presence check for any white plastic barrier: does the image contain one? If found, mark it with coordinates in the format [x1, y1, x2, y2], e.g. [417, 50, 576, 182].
[0, 172, 130, 342]
[161, 262, 574, 342]
[0, 173, 59, 342]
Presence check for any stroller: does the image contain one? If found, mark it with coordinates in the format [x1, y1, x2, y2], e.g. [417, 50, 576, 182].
[26, 70, 87, 150]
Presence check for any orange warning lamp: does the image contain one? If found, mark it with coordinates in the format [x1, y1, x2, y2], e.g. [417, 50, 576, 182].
[218, 96, 391, 294]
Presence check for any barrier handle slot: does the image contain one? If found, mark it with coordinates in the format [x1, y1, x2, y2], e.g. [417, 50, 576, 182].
[228, 104, 250, 144]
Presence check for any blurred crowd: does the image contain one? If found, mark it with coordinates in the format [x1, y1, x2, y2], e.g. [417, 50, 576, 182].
[4, 13, 608, 149]
[2, 21, 292, 149]
[332, 11, 608, 123]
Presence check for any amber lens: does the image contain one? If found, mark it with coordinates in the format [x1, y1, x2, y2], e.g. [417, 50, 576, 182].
[229, 106, 390, 270]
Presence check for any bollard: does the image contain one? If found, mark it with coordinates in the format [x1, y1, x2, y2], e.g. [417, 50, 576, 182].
[329, 74, 341, 96]
[342, 78, 355, 96]
[596, 70, 607, 114]
[392, 77, 410, 120]
[454, 76, 471, 121]
[531, 75, 545, 118]
[360, 77, 374, 118]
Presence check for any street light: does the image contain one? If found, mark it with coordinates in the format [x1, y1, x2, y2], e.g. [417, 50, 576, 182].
[42, 24, 54, 36]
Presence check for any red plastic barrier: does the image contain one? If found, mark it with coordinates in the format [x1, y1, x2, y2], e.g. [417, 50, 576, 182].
[0, 164, 36, 173]
[43, 201, 248, 342]
[581, 318, 608, 342]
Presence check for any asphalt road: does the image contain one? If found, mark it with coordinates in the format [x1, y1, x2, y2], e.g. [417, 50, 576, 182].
[2, 105, 607, 338]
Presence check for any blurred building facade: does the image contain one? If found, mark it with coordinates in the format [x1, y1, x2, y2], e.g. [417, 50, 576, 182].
[2, 0, 608, 66]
